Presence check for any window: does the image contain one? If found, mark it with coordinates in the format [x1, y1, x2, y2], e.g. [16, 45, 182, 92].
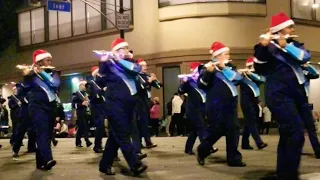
[291, 0, 320, 21]
[18, 0, 133, 46]
[58, 11, 72, 38]
[31, 8, 45, 44]
[19, 11, 31, 46]
[86, 0, 102, 32]
[159, 0, 266, 8]
[49, 11, 58, 40]
[72, 0, 86, 35]
[106, 0, 117, 29]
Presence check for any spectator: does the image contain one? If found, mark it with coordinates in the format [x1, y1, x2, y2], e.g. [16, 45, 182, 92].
[150, 97, 161, 137]
[170, 93, 183, 136]
[57, 120, 69, 138]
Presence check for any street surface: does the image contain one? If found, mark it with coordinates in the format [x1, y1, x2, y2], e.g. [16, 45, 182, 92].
[0, 135, 319, 180]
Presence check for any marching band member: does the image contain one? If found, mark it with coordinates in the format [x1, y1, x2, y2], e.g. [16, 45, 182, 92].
[239, 57, 268, 150]
[12, 83, 36, 158]
[22, 49, 60, 170]
[197, 42, 245, 167]
[97, 38, 147, 176]
[178, 62, 218, 155]
[8, 85, 22, 146]
[72, 80, 93, 148]
[136, 58, 159, 149]
[300, 64, 320, 159]
[254, 12, 312, 179]
[86, 66, 106, 153]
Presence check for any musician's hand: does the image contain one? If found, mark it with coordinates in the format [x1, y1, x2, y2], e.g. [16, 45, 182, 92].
[82, 101, 89, 106]
[260, 29, 272, 46]
[148, 76, 156, 83]
[18, 102, 22, 106]
[100, 52, 114, 62]
[278, 35, 287, 48]
[22, 69, 31, 75]
[302, 63, 309, 67]
[182, 77, 188, 82]
[206, 64, 215, 72]
[33, 64, 41, 73]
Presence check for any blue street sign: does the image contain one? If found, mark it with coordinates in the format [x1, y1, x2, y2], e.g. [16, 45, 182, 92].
[47, 0, 71, 12]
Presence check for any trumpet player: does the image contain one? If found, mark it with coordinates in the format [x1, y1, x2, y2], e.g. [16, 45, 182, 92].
[97, 38, 147, 176]
[254, 12, 312, 179]
[197, 42, 245, 167]
[178, 62, 218, 155]
[85, 66, 106, 153]
[8, 85, 22, 146]
[136, 58, 159, 149]
[72, 80, 93, 148]
[239, 57, 268, 150]
[21, 49, 60, 170]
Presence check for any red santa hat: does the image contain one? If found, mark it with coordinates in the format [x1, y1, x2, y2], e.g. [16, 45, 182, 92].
[190, 62, 202, 72]
[270, 12, 294, 33]
[110, 38, 129, 52]
[246, 57, 254, 67]
[137, 58, 147, 66]
[91, 66, 99, 76]
[33, 49, 52, 64]
[210, 42, 230, 57]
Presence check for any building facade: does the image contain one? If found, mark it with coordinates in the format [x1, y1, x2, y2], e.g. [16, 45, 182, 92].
[1, 0, 320, 117]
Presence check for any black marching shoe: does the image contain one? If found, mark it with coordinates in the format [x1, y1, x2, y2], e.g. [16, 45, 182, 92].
[0, 144, 2, 148]
[131, 164, 148, 176]
[242, 145, 254, 150]
[86, 141, 93, 148]
[76, 144, 83, 147]
[93, 147, 103, 153]
[52, 140, 58, 147]
[196, 146, 205, 166]
[43, 160, 57, 170]
[99, 167, 116, 175]
[258, 143, 268, 150]
[210, 148, 219, 154]
[12, 152, 19, 158]
[185, 150, 196, 155]
[228, 161, 246, 167]
[146, 143, 157, 149]
[137, 153, 147, 160]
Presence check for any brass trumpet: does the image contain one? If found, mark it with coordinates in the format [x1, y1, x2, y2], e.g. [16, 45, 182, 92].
[259, 34, 298, 40]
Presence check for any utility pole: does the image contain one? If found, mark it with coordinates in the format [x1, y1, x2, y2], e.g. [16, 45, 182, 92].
[119, 0, 125, 39]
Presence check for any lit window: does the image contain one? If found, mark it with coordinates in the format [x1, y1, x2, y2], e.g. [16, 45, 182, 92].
[291, 0, 320, 21]
[31, 8, 45, 44]
[58, 11, 72, 38]
[19, 11, 31, 46]
[158, 0, 266, 8]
